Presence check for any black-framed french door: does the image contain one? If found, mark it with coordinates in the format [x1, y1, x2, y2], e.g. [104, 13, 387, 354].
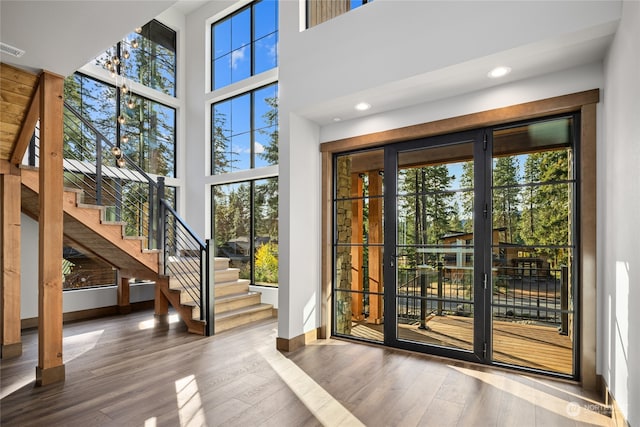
[383, 130, 486, 363]
[333, 114, 578, 377]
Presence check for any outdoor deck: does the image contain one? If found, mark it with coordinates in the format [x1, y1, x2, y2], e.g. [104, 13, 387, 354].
[352, 315, 573, 375]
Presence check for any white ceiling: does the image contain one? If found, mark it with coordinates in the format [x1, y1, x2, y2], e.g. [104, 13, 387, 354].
[0, 1, 621, 128]
[299, 21, 618, 126]
[0, 1, 178, 76]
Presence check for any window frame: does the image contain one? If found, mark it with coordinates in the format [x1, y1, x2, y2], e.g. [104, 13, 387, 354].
[210, 0, 279, 91]
[211, 177, 279, 287]
[210, 82, 278, 175]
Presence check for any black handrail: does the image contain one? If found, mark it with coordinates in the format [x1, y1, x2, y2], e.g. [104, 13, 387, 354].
[160, 198, 206, 249]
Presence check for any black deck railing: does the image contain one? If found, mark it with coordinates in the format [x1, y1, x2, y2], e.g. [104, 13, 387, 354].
[397, 264, 570, 334]
[26, 102, 214, 336]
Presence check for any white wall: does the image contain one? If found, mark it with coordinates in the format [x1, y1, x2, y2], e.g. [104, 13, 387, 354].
[281, 0, 619, 114]
[276, 0, 610, 341]
[601, 2, 640, 424]
[20, 214, 39, 319]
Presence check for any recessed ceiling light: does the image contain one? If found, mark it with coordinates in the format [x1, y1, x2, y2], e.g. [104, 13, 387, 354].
[354, 102, 371, 111]
[488, 66, 511, 79]
[333, 117, 342, 122]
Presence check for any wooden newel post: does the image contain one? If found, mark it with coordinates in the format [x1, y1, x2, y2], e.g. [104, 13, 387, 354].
[36, 71, 65, 386]
[1, 165, 22, 359]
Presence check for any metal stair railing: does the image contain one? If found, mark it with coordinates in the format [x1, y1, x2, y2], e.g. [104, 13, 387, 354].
[25, 102, 214, 336]
[158, 189, 214, 336]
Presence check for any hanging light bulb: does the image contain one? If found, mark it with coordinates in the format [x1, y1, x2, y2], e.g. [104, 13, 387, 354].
[135, 27, 142, 34]
[127, 98, 135, 109]
[131, 38, 139, 49]
[112, 55, 120, 66]
[118, 115, 125, 124]
[121, 135, 129, 144]
[105, 59, 112, 69]
[111, 146, 122, 157]
[121, 83, 128, 94]
[123, 50, 130, 60]
[117, 156, 126, 168]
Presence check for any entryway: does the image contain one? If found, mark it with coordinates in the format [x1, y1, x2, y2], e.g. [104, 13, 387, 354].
[332, 114, 578, 378]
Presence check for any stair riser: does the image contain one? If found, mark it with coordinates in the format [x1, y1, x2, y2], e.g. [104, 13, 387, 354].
[215, 282, 250, 297]
[215, 269, 240, 283]
[215, 307, 273, 333]
[215, 294, 262, 314]
[214, 258, 230, 270]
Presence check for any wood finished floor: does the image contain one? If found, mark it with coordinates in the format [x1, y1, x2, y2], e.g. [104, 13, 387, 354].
[352, 315, 573, 375]
[1, 310, 611, 426]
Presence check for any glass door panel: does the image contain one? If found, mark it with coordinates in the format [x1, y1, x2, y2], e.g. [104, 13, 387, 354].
[393, 140, 476, 353]
[491, 117, 576, 376]
[333, 149, 385, 343]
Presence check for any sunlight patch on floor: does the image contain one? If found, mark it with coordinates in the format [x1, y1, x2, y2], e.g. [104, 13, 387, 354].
[144, 417, 157, 426]
[0, 373, 34, 400]
[450, 365, 612, 425]
[138, 314, 180, 330]
[1, 329, 104, 399]
[258, 345, 365, 427]
[64, 329, 104, 363]
[175, 374, 206, 427]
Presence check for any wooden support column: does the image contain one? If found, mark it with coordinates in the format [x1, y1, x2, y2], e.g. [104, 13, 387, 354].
[117, 273, 131, 314]
[367, 170, 383, 324]
[350, 173, 364, 321]
[1, 164, 22, 358]
[580, 102, 597, 390]
[36, 71, 65, 386]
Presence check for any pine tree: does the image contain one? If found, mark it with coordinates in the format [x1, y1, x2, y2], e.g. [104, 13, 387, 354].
[459, 161, 474, 233]
[492, 156, 520, 243]
[257, 95, 278, 165]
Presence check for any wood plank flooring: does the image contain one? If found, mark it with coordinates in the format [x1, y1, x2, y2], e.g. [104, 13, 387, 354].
[1, 311, 611, 426]
[352, 315, 573, 375]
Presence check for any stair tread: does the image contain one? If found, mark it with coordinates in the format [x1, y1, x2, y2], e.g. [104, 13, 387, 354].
[215, 303, 273, 320]
[101, 220, 126, 226]
[216, 279, 251, 286]
[76, 202, 105, 210]
[216, 291, 260, 302]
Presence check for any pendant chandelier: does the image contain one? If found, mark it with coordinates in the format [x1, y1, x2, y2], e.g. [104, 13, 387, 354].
[103, 26, 142, 167]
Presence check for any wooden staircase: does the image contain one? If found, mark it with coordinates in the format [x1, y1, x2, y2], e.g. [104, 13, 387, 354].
[20, 167, 159, 279]
[21, 167, 273, 335]
[158, 257, 274, 334]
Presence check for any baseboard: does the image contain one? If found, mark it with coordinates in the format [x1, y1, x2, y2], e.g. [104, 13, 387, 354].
[276, 328, 319, 352]
[21, 300, 155, 330]
[597, 374, 629, 427]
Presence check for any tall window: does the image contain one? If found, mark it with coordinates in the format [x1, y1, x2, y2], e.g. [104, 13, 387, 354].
[65, 74, 176, 177]
[211, 83, 278, 174]
[98, 20, 177, 97]
[211, 1, 279, 287]
[61, 19, 178, 290]
[64, 73, 116, 145]
[121, 93, 176, 177]
[212, 178, 279, 286]
[211, 0, 278, 90]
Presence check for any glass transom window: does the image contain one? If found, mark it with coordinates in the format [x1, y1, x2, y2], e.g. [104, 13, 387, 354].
[211, 0, 278, 90]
